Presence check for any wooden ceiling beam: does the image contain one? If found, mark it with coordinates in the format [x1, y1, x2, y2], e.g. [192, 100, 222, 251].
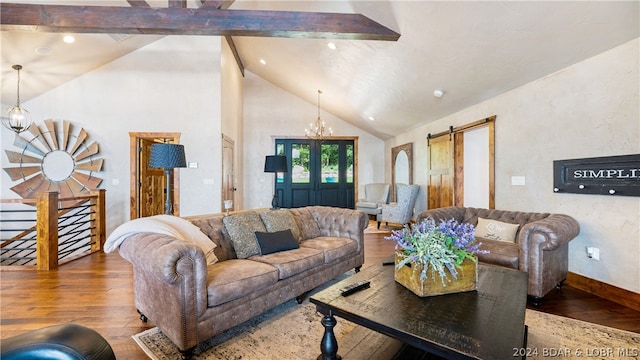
[0, 3, 400, 41]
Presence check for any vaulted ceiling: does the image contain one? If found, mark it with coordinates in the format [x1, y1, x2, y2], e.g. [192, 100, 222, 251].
[1, 1, 638, 139]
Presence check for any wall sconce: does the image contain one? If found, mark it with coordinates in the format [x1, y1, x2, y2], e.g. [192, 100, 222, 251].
[2, 65, 33, 134]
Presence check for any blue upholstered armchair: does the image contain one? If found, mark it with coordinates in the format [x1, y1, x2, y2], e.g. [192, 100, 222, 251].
[377, 184, 420, 229]
[355, 183, 390, 216]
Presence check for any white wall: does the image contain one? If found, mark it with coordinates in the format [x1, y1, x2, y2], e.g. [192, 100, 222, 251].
[1, 36, 226, 233]
[385, 38, 640, 293]
[242, 72, 385, 209]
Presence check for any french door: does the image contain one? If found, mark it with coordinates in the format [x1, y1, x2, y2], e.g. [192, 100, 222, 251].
[274, 139, 355, 209]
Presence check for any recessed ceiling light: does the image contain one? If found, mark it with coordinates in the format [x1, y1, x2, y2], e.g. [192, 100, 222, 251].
[35, 47, 53, 56]
[434, 89, 444, 98]
[368, 116, 375, 121]
[327, 42, 337, 50]
[259, 59, 267, 65]
[63, 35, 75, 43]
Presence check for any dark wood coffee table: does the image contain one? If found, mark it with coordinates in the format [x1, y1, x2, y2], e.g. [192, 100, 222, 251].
[310, 262, 528, 359]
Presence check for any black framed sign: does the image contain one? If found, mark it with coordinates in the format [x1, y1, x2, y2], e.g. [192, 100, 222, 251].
[553, 154, 640, 197]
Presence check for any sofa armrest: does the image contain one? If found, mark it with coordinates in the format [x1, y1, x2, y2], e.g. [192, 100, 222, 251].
[416, 206, 466, 224]
[118, 232, 209, 319]
[518, 214, 580, 252]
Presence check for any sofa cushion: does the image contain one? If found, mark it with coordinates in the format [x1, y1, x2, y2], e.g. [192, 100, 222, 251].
[289, 208, 322, 240]
[206, 259, 279, 307]
[222, 212, 266, 259]
[356, 201, 378, 209]
[255, 229, 300, 255]
[259, 210, 302, 242]
[475, 218, 520, 242]
[300, 237, 358, 263]
[249, 247, 324, 280]
[476, 238, 519, 269]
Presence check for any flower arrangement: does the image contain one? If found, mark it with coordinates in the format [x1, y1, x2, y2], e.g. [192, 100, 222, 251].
[387, 217, 486, 286]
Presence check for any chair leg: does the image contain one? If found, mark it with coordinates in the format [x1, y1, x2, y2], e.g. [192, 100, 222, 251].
[377, 221, 381, 229]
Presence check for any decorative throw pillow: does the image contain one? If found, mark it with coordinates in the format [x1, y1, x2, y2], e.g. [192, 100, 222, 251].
[222, 212, 266, 258]
[475, 218, 520, 242]
[255, 229, 300, 255]
[259, 210, 302, 242]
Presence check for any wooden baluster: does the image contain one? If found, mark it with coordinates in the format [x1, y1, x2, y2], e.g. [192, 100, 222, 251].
[90, 189, 107, 252]
[36, 191, 59, 270]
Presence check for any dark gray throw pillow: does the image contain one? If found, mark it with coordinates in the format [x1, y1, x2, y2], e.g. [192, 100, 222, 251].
[255, 229, 300, 255]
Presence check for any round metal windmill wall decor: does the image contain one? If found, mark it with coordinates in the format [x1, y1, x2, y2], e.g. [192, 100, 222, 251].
[3, 119, 103, 199]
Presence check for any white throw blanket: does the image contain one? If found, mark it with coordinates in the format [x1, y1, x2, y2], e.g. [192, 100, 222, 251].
[104, 215, 217, 264]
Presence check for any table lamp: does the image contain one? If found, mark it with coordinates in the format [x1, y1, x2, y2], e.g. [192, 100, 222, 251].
[264, 155, 288, 209]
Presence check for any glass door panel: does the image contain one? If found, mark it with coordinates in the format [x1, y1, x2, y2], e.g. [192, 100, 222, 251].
[321, 144, 339, 183]
[292, 143, 310, 184]
[346, 144, 353, 183]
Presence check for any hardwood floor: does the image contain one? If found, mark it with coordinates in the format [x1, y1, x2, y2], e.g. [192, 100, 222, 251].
[1, 228, 638, 359]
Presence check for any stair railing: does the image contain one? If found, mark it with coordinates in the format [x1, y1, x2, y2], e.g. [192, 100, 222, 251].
[0, 189, 106, 270]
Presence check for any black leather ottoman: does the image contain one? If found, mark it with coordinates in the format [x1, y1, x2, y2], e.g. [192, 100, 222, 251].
[1, 323, 116, 360]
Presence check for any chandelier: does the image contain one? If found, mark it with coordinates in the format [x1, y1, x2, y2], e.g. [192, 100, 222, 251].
[2, 65, 33, 134]
[305, 90, 332, 141]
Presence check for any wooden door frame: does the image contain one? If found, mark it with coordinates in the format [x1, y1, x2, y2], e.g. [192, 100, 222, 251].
[129, 132, 182, 220]
[453, 117, 495, 209]
[221, 134, 235, 211]
[427, 116, 495, 209]
[391, 142, 413, 202]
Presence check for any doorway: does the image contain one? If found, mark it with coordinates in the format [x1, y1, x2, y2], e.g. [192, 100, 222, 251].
[129, 132, 181, 219]
[426, 116, 495, 210]
[222, 135, 236, 211]
[274, 138, 357, 208]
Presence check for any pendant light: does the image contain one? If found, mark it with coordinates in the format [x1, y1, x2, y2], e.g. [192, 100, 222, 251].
[2, 65, 32, 134]
[304, 90, 332, 141]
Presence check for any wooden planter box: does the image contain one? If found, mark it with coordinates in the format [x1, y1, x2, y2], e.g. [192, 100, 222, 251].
[394, 252, 478, 297]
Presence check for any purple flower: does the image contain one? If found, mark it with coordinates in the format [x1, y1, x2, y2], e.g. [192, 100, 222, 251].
[385, 217, 489, 283]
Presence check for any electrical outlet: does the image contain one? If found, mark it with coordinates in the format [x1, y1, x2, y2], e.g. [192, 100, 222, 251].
[586, 247, 600, 261]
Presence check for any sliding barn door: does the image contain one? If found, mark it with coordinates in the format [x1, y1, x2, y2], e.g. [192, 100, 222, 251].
[427, 116, 495, 210]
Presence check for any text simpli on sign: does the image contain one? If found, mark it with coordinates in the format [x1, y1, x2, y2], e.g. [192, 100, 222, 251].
[553, 154, 640, 197]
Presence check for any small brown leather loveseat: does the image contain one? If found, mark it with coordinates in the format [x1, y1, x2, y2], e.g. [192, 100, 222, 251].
[416, 206, 580, 305]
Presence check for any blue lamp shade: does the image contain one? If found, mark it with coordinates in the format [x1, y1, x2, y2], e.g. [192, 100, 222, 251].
[264, 155, 288, 173]
[149, 143, 187, 169]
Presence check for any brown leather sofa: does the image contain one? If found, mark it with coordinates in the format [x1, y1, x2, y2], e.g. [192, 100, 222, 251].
[416, 206, 580, 305]
[117, 206, 367, 358]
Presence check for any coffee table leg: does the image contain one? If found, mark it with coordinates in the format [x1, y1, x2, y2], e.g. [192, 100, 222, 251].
[317, 312, 342, 360]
